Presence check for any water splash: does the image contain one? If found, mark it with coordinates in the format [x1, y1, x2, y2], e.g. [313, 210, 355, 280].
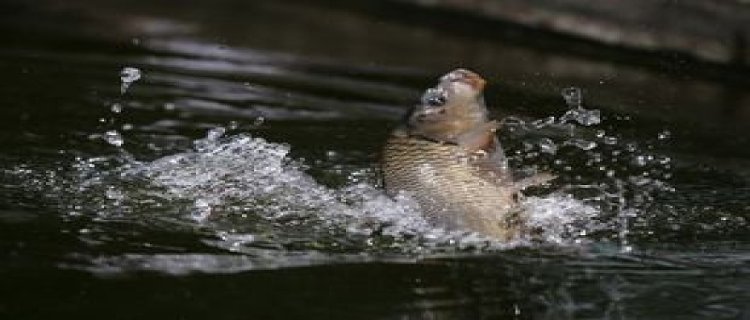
[102, 130, 124, 147]
[120, 67, 142, 94]
[59, 123, 605, 259]
[559, 87, 601, 127]
[501, 86, 674, 249]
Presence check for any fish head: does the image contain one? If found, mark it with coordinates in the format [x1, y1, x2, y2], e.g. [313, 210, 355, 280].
[405, 68, 490, 141]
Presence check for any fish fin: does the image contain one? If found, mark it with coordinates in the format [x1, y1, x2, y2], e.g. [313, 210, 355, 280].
[455, 120, 515, 183]
[514, 172, 557, 191]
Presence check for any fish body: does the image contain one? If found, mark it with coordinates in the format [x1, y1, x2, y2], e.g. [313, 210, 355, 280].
[383, 134, 522, 240]
[382, 69, 546, 240]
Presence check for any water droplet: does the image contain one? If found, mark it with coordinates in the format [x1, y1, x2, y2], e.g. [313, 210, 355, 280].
[531, 116, 555, 129]
[561, 87, 582, 108]
[537, 138, 558, 154]
[103, 130, 124, 147]
[163, 102, 176, 111]
[633, 155, 648, 167]
[105, 188, 124, 201]
[658, 129, 671, 140]
[559, 108, 601, 126]
[253, 116, 265, 126]
[564, 139, 597, 150]
[206, 127, 226, 141]
[228, 120, 239, 130]
[111, 103, 122, 113]
[191, 198, 212, 222]
[577, 109, 601, 126]
[120, 67, 142, 94]
[603, 136, 618, 145]
[121, 123, 134, 131]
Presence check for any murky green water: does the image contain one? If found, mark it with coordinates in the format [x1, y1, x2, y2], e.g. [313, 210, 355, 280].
[1, 1, 748, 319]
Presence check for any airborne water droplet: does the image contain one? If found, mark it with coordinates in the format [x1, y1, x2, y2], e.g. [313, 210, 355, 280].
[658, 129, 671, 140]
[120, 67, 142, 94]
[111, 103, 123, 113]
[253, 116, 265, 126]
[103, 130, 124, 147]
[561, 87, 582, 108]
[577, 109, 601, 126]
[603, 136, 618, 145]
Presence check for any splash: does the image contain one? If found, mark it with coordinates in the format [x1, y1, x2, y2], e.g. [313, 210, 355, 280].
[67, 127, 457, 254]
[62, 124, 602, 259]
[40, 84, 671, 275]
[119, 67, 142, 94]
[502, 86, 673, 250]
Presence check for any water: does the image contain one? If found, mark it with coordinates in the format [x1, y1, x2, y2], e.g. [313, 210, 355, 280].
[1, 1, 749, 319]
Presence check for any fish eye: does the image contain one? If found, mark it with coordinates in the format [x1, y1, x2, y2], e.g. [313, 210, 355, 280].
[421, 88, 447, 107]
[426, 95, 446, 107]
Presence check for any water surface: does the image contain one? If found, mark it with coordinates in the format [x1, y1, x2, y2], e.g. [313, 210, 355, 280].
[1, 1, 748, 319]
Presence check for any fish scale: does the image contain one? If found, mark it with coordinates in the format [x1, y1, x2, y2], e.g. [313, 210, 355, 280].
[382, 135, 522, 240]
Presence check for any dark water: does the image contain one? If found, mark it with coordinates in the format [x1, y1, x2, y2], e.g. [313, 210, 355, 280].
[1, 1, 749, 319]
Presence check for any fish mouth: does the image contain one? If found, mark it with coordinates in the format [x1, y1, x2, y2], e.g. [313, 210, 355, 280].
[440, 68, 486, 91]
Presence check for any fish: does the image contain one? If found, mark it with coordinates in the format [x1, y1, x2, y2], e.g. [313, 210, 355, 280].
[381, 68, 553, 241]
